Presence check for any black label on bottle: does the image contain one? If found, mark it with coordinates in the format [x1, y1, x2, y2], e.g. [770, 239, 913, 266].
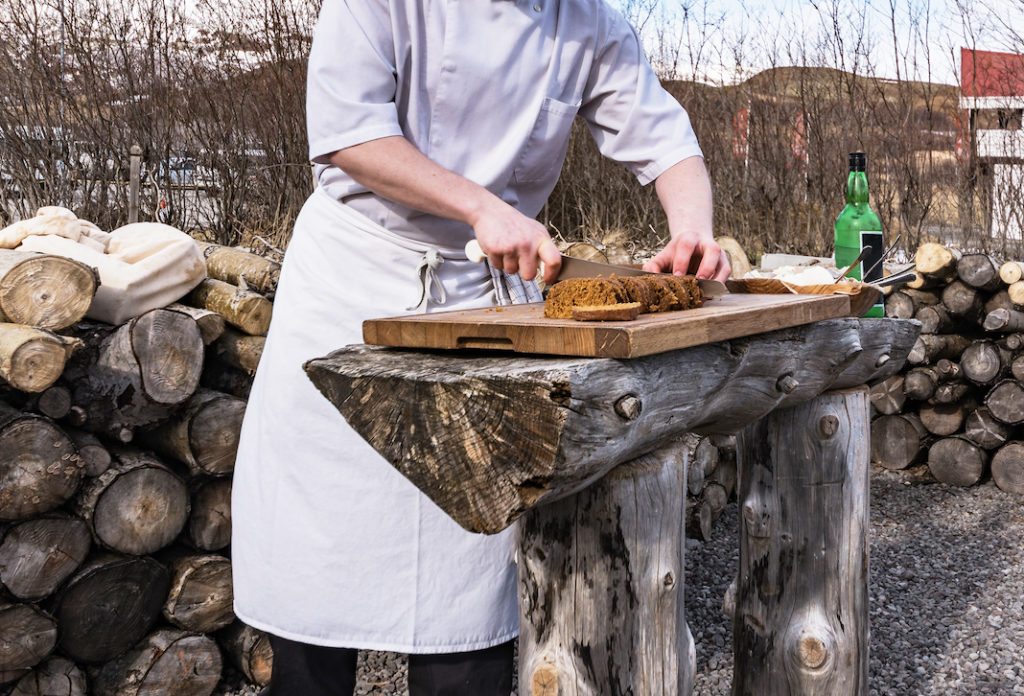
[859, 231, 884, 283]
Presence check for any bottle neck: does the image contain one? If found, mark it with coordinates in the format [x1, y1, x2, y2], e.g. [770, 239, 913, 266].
[846, 171, 869, 204]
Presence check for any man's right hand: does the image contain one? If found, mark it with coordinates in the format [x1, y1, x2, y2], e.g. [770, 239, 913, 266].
[329, 136, 561, 285]
[468, 203, 562, 285]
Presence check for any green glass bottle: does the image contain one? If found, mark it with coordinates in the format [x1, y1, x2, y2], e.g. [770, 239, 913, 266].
[834, 152, 884, 317]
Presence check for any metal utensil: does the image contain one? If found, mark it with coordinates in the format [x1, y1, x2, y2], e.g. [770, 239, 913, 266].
[464, 240, 728, 297]
[834, 246, 873, 283]
[863, 233, 902, 280]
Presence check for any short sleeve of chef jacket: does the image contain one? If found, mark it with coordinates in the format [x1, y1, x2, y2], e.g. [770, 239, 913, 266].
[306, 0, 402, 163]
[580, 9, 703, 185]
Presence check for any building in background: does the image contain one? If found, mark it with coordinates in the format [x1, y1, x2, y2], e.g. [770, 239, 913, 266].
[961, 48, 1024, 241]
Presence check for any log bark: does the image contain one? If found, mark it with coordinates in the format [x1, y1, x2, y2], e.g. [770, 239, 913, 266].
[136, 388, 246, 476]
[0, 325, 81, 393]
[0, 602, 57, 681]
[902, 366, 940, 400]
[51, 552, 169, 664]
[870, 413, 927, 470]
[0, 249, 97, 330]
[688, 436, 717, 495]
[868, 374, 905, 414]
[991, 441, 1024, 496]
[984, 289, 1019, 316]
[734, 388, 869, 696]
[62, 310, 204, 441]
[518, 445, 694, 696]
[960, 340, 1013, 385]
[935, 358, 961, 380]
[1010, 281, 1024, 306]
[907, 334, 971, 365]
[65, 428, 111, 477]
[27, 384, 73, 420]
[91, 628, 222, 696]
[940, 280, 982, 319]
[71, 448, 189, 555]
[9, 656, 86, 696]
[928, 436, 987, 486]
[883, 292, 914, 320]
[166, 303, 225, 345]
[957, 252, 1002, 290]
[187, 477, 232, 552]
[305, 318, 919, 533]
[0, 513, 91, 602]
[198, 242, 280, 297]
[985, 379, 1024, 425]
[915, 243, 961, 284]
[160, 550, 234, 633]
[200, 360, 253, 400]
[217, 622, 273, 688]
[914, 305, 956, 334]
[213, 328, 265, 374]
[964, 407, 1013, 450]
[931, 380, 971, 404]
[919, 402, 967, 436]
[186, 278, 272, 336]
[983, 308, 1024, 332]
[999, 260, 1024, 284]
[0, 403, 83, 521]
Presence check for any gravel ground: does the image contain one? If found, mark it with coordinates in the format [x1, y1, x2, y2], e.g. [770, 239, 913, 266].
[218, 466, 1024, 695]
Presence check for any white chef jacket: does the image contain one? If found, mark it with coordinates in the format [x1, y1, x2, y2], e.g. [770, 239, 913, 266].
[231, 0, 703, 653]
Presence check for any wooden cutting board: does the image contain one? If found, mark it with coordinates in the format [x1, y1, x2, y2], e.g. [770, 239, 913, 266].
[363, 292, 853, 358]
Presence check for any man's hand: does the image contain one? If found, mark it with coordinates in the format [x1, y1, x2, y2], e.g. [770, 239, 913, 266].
[648, 156, 730, 281]
[330, 136, 561, 284]
[643, 233, 731, 281]
[469, 203, 562, 285]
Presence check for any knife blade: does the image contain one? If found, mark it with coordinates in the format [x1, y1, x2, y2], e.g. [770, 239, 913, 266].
[465, 240, 727, 297]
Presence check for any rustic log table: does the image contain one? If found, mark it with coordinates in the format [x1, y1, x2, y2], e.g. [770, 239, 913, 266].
[305, 317, 919, 696]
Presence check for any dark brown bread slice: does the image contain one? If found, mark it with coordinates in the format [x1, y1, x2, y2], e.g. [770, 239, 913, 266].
[571, 302, 642, 321]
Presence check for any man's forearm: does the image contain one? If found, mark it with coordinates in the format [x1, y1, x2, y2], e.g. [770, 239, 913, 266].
[327, 136, 503, 228]
[654, 156, 714, 242]
[326, 135, 561, 282]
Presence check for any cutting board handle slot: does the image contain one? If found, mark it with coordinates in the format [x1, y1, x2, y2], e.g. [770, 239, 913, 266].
[457, 336, 514, 349]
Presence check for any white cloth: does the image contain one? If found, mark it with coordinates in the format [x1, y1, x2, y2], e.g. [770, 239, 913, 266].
[307, 0, 703, 248]
[20, 223, 206, 325]
[231, 189, 520, 652]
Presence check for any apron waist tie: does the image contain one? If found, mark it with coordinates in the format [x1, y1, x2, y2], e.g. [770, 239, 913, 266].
[407, 249, 447, 311]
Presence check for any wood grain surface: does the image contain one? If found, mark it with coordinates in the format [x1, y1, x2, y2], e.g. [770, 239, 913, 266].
[363, 292, 852, 358]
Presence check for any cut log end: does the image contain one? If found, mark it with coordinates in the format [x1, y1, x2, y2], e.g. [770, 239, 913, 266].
[0, 253, 97, 330]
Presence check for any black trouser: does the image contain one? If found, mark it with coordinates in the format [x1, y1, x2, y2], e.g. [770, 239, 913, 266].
[263, 633, 515, 696]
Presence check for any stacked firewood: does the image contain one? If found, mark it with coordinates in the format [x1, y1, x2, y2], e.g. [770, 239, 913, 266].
[872, 242, 1024, 495]
[685, 435, 738, 542]
[0, 243, 274, 695]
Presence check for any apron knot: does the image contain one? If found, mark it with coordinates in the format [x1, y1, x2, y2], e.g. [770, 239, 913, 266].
[408, 248, 447, 311]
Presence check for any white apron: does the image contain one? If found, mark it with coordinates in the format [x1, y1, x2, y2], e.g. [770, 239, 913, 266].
[231, 188, 519, 652]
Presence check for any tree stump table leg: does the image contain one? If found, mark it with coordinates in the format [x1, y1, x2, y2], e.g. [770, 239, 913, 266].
[518, 444, 694, 695]
[733, 387, 870, 696]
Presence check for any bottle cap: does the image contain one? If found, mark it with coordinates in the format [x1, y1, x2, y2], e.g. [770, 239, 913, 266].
[849, 152, 866, 171]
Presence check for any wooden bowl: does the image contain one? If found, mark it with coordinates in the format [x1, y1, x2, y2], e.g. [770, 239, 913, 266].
[726, 278, 882, 317]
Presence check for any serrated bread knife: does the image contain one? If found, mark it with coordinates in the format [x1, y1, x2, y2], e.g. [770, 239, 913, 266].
[464, 240, 727, 297]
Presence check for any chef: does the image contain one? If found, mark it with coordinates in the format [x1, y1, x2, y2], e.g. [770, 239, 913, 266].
[230, 0, 731, 693]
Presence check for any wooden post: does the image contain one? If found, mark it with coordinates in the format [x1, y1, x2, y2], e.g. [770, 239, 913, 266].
[518, 444, 694, 695]
[128, 144, 142, 224]
[733, 388, 870, 696]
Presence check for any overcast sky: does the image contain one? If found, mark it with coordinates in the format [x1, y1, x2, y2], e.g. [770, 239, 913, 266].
[624, 0, 1024, 86]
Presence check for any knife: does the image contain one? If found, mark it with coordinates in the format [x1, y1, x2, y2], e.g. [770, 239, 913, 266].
[464, 240, 728, 297]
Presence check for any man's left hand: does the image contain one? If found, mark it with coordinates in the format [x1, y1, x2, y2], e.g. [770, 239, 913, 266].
[643, 234, 731, 281]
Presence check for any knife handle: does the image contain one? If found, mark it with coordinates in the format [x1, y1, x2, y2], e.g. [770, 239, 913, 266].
[465, 240, 486, 263]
